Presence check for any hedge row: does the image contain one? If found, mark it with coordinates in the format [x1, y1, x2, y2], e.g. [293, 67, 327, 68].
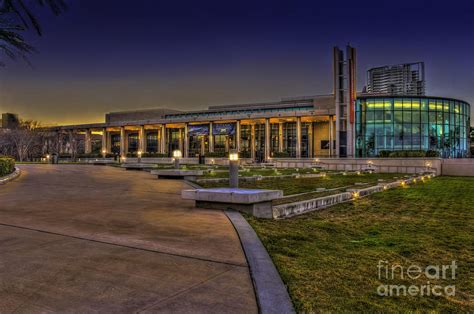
[0, 157, 15, 177]
[377, 150, 440, 158]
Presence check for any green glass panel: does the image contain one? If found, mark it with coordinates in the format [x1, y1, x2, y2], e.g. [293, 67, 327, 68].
[421, 99, 428, 111]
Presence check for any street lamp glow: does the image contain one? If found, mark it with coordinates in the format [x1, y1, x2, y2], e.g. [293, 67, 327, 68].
[173, 150, 182, 158]
[46, 154, 50, 159]
[101, 149, 106, 154]
[137, 151, 142, 157]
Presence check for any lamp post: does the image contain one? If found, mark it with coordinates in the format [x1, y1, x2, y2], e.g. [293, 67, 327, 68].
[137, 150, 142, 163]
[46, 154, 50, 164]
[229, 150, 239, 189]
[173, 149, 182, 169]
[102, 149, 107, 160]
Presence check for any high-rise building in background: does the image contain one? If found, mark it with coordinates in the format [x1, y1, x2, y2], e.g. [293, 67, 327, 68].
[365, 62, 425, 96]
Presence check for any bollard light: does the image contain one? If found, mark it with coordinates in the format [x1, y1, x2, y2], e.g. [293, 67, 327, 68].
[229, 150, 239, 189]
[137, 150, 142, 163]
[229, 151, 239, 161]
[173, 150, 181, 168]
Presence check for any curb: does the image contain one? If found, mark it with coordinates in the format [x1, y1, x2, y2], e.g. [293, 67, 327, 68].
[225, 210, 294, 314]
[0, 167, 21, 185]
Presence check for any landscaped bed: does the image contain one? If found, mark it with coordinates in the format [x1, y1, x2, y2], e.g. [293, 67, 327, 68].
[245, 176, 473, 312]
[197, 172, 406, 204]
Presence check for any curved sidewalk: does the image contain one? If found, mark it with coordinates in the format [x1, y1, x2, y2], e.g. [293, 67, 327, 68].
[0, 164, 257, 313]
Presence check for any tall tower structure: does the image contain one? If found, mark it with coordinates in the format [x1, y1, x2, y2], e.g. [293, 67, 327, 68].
[333, 45, 356, 157]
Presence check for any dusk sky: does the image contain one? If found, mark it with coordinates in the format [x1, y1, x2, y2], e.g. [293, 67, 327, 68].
[1, 0, 473, 125]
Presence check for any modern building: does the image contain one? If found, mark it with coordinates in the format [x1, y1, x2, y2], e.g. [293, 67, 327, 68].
[42, 48, 471, 160]
[355, 96, 471, 158]
[365, 62, 425, 96]
[45, 95, 339, 159]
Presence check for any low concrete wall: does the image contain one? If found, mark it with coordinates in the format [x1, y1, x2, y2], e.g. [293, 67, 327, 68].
[442, 159, 474, 176]
[273, 174, 430, 219]
[273, 192, 352, 218]
[273, 158, 442, 175]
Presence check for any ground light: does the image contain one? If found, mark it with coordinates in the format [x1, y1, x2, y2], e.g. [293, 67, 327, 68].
[229, 150, 239, 188]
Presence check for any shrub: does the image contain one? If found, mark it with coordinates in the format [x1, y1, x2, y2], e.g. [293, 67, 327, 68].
[142, 152, 168, 158]
[380, 150, 440, 158]
[0, 157, 15, 177]
[378, 150, 391, 157]
[205, 151, 227, 158]
[425, 150, 440, 157]
[273, 151, 291, 158]
[77, 153, 101, 158]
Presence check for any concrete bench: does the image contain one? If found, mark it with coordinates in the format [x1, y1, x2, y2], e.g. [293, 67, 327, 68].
[91, 160, 117, 166]
[150, 169, 204, 180]
[182, 188, 283, 218]
[121, 163, 158, 171]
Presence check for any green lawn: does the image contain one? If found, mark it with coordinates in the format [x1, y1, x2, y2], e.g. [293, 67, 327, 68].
[246, 176, 474, 312]
[199, 172, 404, 195]
[201, 167, 323, 178]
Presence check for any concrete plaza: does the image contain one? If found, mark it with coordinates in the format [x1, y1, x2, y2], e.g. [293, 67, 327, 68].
[0, 165, 257, 313]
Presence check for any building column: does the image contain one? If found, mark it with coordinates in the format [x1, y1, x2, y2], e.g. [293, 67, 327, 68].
[308, 123, 313, 158]
[200, 136, 206, 155]
[183, 123, 189, 158]
[107, 131, 112, 153]
[296, 117, 302, 159]
[265, 118, 270, 160]
[120, 126, 126, 157]
[236, 120, 241, 152]
[251, 124, 256, 160]
[84, 129, 92, 154]
[178, 128, 183, 153]
[329, 116, 334, 157]
[278, 122, 284, 152]
[161, 125, 167, 154]
[139, 125, 146, 153]
[101, 128, 108, 153]
[209, 122, 214, 153]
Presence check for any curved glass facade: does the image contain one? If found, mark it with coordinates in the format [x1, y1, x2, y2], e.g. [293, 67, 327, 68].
[355, 96, 471, 158]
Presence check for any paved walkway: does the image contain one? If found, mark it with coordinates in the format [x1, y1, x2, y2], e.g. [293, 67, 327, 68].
[0, 165, 257, 313]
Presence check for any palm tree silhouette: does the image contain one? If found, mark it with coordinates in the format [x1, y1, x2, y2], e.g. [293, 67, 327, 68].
[0, 0, 66, 66]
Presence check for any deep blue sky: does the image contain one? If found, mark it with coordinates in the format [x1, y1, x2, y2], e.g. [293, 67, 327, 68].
[1, 0, 473, 125]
